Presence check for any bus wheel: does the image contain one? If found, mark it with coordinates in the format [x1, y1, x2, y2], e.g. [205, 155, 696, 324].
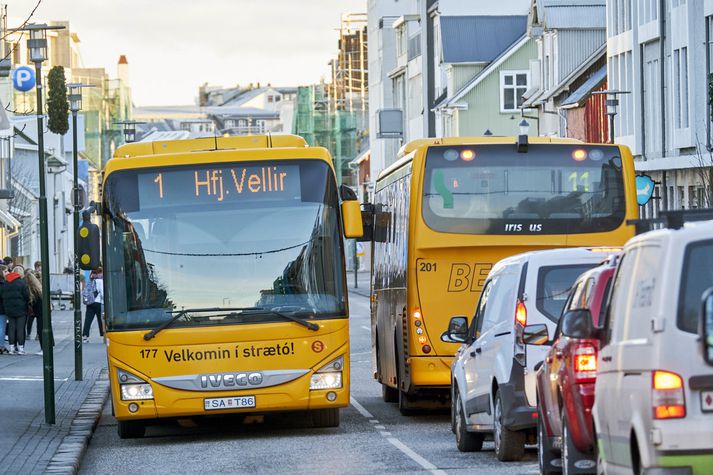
[311, 408, 340, 428]
[382, 384, 398, 403]
[117, 420, 146, 439]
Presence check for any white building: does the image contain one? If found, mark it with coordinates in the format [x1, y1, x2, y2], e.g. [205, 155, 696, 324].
[607, 0, 713, 214]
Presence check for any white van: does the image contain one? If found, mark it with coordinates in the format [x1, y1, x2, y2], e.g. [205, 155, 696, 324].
[448, 247, 610, 460]
[593, 219, 713, 474]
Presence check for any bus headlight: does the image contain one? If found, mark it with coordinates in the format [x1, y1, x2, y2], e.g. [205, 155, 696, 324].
[310, 355, 344, 390]
[117, 368, 154, 400]
[310, 372, 342, 390]
[120, 383, 154, 401]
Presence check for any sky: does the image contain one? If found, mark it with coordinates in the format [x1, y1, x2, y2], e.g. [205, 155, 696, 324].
[11, 0, 366, 106]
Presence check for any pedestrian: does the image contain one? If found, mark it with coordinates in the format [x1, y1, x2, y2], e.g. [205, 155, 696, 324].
[33, 260, 42, 279]
[3, 256, 13, 268]
[0, 264, 10, 354]
[3, 265, 30, 355]
[82, 267, 104, 342]
[24, 269, 45, 353]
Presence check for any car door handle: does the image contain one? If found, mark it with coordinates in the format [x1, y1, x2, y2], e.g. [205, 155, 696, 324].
[602, 356, 612, 362]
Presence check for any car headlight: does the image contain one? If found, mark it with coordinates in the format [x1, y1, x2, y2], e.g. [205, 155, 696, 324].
[120, 383, 154, 401]
[310, 372, 342, 390]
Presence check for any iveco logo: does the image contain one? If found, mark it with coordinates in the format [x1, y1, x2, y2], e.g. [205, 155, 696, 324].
[200, 372, 264, 389]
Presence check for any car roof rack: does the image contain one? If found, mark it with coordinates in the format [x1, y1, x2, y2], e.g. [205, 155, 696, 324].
[627, 208, 713, 235]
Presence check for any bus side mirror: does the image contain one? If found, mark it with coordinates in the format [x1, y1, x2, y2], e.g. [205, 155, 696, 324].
[341, 201, 364, 239]
[78, 220, 101, 271]
[701, 288, 713, 366]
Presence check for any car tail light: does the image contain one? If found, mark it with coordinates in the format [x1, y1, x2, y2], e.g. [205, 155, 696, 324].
[573, 344, 597, 382]
[652, 370, 686, 419]
[515, 300, 527, 327]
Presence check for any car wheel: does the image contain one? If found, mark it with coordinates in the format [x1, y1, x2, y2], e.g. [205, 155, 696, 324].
[117, 420, 145, 439]
[493, 391, 525, 462]
[562, 411, 596, 474]
[454, 388, 484, 452]
[538, 405, 561, 474]
[311, 408, 340, 428]
[382, 383, 398, 403]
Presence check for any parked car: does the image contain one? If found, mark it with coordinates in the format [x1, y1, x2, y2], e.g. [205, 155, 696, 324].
[535, 256, 619, 474]
[593, 220, 713, 474]
[447, 247, 612, 461]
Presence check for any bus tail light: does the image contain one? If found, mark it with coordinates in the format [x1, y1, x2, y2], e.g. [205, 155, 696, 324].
[310, 356, 344, 390]
[117, 368, 154, 401]
[652, 370, 686, 419]
[573, 344, 597, 383]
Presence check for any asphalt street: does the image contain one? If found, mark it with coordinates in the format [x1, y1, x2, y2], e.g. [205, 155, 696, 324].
[80, 288, 538, 474]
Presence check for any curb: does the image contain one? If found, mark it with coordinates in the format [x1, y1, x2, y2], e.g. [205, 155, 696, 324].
[45, 371, 110, 474]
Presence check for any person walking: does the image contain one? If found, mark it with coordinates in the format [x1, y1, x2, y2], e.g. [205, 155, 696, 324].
[82, 268, 104, 342]
[3, 265, 30, 355]
[0, 264, 10, 354]
[24, 270, 46, 355]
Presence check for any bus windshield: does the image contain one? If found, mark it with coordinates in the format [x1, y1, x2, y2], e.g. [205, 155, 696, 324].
[422, 144, 627, 235]
[102, 159, 345, 331]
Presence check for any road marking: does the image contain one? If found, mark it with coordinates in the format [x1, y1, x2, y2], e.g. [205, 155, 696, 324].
[350, 396, 446, 475]
[361, 325, 370, 332]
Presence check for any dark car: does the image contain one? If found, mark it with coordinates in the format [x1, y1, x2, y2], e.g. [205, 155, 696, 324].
[535, 255, 618, 474]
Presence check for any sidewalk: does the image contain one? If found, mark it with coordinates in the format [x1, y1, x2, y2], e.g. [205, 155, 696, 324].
[0, 308, 108, 475]
[346, 270, 371, 298]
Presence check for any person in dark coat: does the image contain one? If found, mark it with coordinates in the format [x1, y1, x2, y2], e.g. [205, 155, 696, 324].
[0, 264, 8, 354]
[3, 265, 30, 355]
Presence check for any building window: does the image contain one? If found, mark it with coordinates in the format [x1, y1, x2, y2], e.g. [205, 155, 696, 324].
[500, 71, 529, 112]
[673, 46, 689, 129]
[707, 16, 713, 147]
[224, 119, 236, 128]
[267, 96, 274, 103]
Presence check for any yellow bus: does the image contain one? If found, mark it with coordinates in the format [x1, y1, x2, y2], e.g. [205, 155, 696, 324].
[92, 135, 362, 438]
[365, 137, 638, 414]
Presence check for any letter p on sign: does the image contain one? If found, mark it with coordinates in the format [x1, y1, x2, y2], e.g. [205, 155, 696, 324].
[12, 66, 36, 92]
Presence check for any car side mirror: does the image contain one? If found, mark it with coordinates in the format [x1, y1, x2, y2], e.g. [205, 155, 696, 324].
[442, 316, 468, 343]
[701, 288, 713, 366]
[523, 323, 549, 345]
[560, 309, 598, 340]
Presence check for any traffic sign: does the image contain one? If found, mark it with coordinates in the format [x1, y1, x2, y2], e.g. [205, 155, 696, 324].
[635, 174, 655, 206]
[12, 66, 35, 92]
[356, 242, 365, 257]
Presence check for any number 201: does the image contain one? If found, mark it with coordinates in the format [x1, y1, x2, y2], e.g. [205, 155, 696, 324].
[419, 262, 437, 272]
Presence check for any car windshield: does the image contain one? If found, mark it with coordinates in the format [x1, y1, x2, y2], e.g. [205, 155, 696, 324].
[537, 264, 597, 322]
[678, 239, 713, 334]
[422, 144, 626, 235]
[102, 159, 345, 331]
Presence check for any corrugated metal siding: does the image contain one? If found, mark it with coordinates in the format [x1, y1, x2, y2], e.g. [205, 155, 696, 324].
[457, 39, 538, 136]
[452, 65, 484, 91]
[557, 29, 605, 80]
[544, 6, 606, 29]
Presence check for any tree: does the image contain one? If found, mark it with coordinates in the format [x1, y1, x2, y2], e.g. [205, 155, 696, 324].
[47, 65, 69, 136]
[693, 138, 713, 208]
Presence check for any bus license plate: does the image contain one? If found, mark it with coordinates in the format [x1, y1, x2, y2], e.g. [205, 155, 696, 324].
[204, 396, 256, 411]
[702, 391, 713, 413]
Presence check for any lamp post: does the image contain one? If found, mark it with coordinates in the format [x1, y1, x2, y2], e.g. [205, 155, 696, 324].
[592, 90, 631, 144]
[19, 22, 66, 425]
[113, 120, 146, 144]
[67, 83, 93, 381]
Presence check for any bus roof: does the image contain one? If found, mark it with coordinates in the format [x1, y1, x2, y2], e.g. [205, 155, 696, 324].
[112, 134, 308, 159]
[396, 136, 583, 159]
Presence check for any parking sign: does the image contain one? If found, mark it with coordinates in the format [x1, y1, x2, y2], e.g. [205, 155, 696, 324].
[12, 66, 35, 92]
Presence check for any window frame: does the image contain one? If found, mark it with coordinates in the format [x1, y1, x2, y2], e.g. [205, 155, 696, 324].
[499, 70, 530, 113]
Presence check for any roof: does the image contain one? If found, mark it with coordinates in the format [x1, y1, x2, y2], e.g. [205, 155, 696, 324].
[441, 16, 527, 64]
[204, 106, 280, 119]
[560, 64, 607, 107]
[534, 0, 606, 29]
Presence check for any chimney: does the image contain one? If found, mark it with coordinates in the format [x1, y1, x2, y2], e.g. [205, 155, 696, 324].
[117, 55, 129, 86]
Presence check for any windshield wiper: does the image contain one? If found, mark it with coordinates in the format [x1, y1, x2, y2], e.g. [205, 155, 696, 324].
[248, 306, 320, 331]
[143, 307, 260, 340]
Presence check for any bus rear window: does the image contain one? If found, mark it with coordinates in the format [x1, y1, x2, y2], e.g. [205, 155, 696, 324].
[678, 239, 713, 334]
[537, 264, 596, 322]
[422, 144, 627, 235]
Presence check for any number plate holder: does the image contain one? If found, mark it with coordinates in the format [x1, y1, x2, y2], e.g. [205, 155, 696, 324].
[204, 395, 256, 411]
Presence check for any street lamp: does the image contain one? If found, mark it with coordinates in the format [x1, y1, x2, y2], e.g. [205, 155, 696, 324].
[592, 90, 631, 144]
[114, 120, 146, 143]
[517, 119, 530, 153]
[67, 83, 94, 382]
[17, 22, 66, 426]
